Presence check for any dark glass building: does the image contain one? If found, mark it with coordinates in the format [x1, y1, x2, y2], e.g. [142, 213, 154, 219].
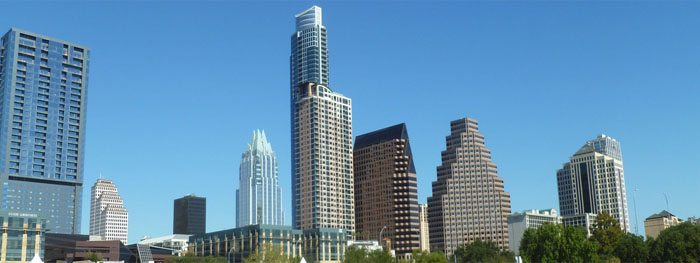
[173, 195, 206, 235]
[353, 123, 420, 258]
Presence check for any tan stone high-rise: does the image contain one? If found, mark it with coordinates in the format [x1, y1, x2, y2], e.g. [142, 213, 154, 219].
[353, 123, 420, 258]
[293, 82, 354, 234]
[428, 118, 511, 255]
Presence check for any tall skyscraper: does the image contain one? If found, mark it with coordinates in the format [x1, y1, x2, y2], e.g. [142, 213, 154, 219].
[0, 28, 89, 234]
[556, 134, 630, 232]
[419, 204, 430, 252]
[236, 130, 284, 227]
[291, 6, 355, 234]
[89, 179, 128, 243]
[173, 194, 206, 235]
[427, 118, 511, 255]
[353, 123, 420, 257]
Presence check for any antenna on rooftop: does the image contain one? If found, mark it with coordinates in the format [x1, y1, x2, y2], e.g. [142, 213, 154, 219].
[663, 193, 669, 211]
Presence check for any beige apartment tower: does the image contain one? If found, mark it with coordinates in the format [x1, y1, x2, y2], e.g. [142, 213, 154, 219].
[427, 118, 511, 255]
[644, 210, 682, 239]
[292, 82, 354, 234]
[353, 123, 420, 258]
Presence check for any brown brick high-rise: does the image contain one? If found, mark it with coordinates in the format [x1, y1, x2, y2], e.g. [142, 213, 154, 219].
[428, 118, 511, 255]
[353, 123, 420, 258]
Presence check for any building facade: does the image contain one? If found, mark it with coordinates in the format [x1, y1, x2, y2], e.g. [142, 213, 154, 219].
[89, 179, 128, 243]
[507, 209, 561, 255]
[0, 212, 46, 263]
[173, 195, 206, 235]
[353, 123, 419, 258]
[291, 6, 354, 235]
[644, 210, 681, 239]
[561, 213, 597, 237]
[427, 118, 511, 255]
[419, 204, 429, 252]
[236, 130, 284, 227]
[138, 234, 191, 256]
[189, 225, 348, 263]
[556, 134, 630, 232]
[0, 28, 89, 234]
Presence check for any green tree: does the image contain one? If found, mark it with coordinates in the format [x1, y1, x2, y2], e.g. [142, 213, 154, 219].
[243, 244, 293, 263]
[412, 250, 448, 263]
[519, 223, 598, 263]
[590, 211, 623, 260]
[648, 222, 700, 262]
[88, 253, 102, 262]
[453, 239, 514, 263]
[343, 245, 392, 263]
[613, 232, 648, 262]
[343, 245, 369, 263]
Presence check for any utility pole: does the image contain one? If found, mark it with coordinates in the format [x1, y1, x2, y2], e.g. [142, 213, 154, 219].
[633, 188, 639, 235]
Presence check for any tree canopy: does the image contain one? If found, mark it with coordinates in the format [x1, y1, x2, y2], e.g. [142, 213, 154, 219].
[648, 222, 700, 263]
[342, 245, 392, 263]
[453, 239, 514, 263]
[519, 223, 598, 263]
[411, 250, 448, 263]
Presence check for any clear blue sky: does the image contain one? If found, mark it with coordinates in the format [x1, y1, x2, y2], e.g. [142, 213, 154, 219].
[2, 1, 699, 243]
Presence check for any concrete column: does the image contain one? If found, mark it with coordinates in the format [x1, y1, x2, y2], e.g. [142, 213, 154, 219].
[21, 223, 27, 263]
[2, 222, 8, 263]
[34, 224, 41, 256]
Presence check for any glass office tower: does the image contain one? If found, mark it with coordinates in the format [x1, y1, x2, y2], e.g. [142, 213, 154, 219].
[236, 130, 284, 227]
[290, 6, 355, 234]
[0, 28, 89, 234]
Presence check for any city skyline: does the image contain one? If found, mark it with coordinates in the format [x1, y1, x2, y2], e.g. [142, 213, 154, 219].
[0, 2, 698, 244]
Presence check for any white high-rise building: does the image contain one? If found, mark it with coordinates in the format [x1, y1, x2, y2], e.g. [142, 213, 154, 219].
[557, 134, 630, 232]
[419, 204, 430, 252]
[507, 209, 562, 255]
[89, 179, 128, 243]
[236, 130, 284, 227]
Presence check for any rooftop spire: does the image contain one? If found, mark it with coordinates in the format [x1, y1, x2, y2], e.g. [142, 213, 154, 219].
[247, 129, 272, 153]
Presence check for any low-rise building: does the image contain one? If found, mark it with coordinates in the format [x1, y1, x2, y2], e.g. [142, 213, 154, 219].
[188, 225, 347, 263]
[507, 209, 561, 255]
[644, 210, 682, 239]
[138, 235, 191, 256]
[45, 233, 135, 263]
[0, 212, 46, 262]
[562, 213, 597, 237]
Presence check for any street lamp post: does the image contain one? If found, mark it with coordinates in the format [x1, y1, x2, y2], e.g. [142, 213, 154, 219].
[227, 245, 235, 263]
[379, 225, 387, 250]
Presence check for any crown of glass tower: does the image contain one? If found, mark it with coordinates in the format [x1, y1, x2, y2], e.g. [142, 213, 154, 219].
[236, 130, 284, 227]
[0, 28, 89, 234]
[291, 5, 329, 91]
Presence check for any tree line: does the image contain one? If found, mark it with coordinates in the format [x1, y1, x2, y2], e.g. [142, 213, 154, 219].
[169, 212, 700, 263]
[520, 211, 700, 263]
